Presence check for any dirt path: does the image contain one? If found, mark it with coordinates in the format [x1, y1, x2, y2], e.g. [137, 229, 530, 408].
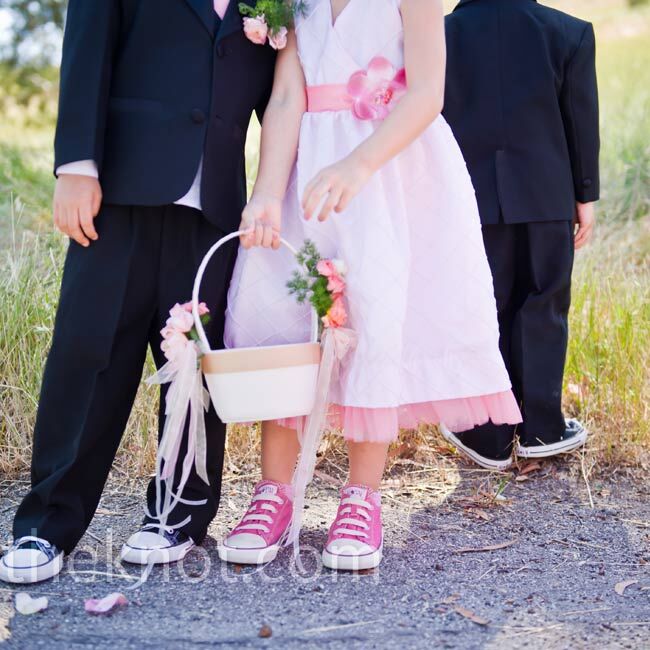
[1, 462, 649, 649]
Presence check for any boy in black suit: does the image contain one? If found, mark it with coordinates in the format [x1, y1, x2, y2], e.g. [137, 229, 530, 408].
[441, 0, 600, 469]
[0, 0, 276, 583]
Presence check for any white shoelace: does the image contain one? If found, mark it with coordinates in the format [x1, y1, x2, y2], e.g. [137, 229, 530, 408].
[333, 496, 373, 539]
[234, 492, 284, 535]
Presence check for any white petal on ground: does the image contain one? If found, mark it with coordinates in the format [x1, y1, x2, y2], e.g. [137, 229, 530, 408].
[15, 593, 48, 615]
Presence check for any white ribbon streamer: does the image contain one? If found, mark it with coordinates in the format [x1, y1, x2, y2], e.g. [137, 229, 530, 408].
[145, 343, 210, 532]
[287, 327, 357, 556]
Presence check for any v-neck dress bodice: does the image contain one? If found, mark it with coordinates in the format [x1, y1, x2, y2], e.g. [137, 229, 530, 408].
[224, 0, 521, 441]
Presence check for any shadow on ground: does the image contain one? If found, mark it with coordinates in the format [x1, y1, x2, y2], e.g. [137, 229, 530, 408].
[1, 461, 649, 649]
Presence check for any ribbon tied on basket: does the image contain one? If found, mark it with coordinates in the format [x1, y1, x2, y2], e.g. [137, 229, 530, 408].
[287, 326, 358, 554]
[145, 303, 211, 534]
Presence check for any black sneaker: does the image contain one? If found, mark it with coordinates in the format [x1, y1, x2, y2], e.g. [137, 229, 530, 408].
[120, 525, 195, 565]
[0, 536, 64, 584]
[516, 419, 588, 458]
[440, 424, 514, 471]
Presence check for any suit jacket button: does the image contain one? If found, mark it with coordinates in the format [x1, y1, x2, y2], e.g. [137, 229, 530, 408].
[583, 178, 592, 188]
[191, 109, 206, 124]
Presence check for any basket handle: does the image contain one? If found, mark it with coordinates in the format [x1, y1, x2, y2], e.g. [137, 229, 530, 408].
[192, 230, 320, 352]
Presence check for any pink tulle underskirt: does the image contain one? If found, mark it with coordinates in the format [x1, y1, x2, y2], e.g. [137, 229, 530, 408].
[276, 390, 522, 443]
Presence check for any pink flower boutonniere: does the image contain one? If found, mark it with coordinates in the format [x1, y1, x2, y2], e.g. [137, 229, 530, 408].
[288, 240, 349, 331]
[239, 1, 307, 50]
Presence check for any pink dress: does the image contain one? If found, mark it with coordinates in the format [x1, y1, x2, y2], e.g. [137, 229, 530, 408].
[224, 0, 522, 442]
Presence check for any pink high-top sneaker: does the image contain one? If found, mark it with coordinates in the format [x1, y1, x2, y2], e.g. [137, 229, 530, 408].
[322, 484, 383, 571]
[218, 480, 293, 565]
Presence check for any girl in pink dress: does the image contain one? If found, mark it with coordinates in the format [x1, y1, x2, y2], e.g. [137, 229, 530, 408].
[219, 0, 521, 570]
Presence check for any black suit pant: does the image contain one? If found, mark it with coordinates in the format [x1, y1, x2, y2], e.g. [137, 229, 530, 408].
[461, 221, 575, 455]
[13, 204, 237, 552]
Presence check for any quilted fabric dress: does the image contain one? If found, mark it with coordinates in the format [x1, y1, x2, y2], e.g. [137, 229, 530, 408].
[224, 0, 522, 441]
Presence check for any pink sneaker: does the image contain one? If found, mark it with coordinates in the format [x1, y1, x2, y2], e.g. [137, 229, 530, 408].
[218, 480, 293, 565]
[322, 484, 383, 571]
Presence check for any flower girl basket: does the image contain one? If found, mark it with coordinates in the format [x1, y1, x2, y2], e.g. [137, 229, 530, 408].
[149, 231, 354, 558]
[192, 230, 321, 423]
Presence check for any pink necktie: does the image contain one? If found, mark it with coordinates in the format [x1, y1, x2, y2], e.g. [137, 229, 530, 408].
[214, 0, 229, 19]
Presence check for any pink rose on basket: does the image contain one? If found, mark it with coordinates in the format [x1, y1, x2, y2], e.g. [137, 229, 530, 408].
[322, 296, 348, 329]
[347, 56, 407, 121]
[269, 26, 288, 50]
[243, 16, 269, 45]
[167, 303, 194, 333]
[288, 241, 350, 332]
[160, 301, 210, 364]
[161, 330, 190, 365]
[317, 259, 346, 296]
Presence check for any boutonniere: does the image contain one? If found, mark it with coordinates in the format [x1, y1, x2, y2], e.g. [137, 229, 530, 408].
[239, 1, 307, 50]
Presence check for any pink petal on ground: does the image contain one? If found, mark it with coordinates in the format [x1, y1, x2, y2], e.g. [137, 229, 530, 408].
[366, 57, 396, 83]
[347, 71, 373, 99]
[84, 592, 129, 615]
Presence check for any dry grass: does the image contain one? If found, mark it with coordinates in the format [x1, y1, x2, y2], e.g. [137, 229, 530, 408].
[0, 0, 649, 479]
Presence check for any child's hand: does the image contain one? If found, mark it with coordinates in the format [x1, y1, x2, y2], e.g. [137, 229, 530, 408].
[53, 174, 103, 247]
[239, 193, 282, 249]
[302, 156, 372, 222]
[574, 201, 596, 249]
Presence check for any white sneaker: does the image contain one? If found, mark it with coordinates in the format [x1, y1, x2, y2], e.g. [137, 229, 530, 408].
[0, 536, 64, 584]
[120, 525, 195, 565]
[440, 424, 514, 471]
[516, 419, 588, 458]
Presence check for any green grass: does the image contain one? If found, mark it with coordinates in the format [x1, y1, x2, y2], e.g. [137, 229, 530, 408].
[0, 1, 649, 476]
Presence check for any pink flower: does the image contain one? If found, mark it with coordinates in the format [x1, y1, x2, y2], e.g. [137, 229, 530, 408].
[180, 301, 209, 317]
[167, 303, 194, 333]
[317, 259, 336, 277]
[161, 330, 190, 364]
[269, 26, 288, 50]
[317, 258, 346, 295]
[322, 296, 348, 329]
[243, 15, 268, 45]
[327, 274, 346, 296]
[347, 57, 407, 121]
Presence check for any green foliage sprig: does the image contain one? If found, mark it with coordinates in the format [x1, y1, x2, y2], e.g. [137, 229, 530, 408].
[287, 240, 334, 319]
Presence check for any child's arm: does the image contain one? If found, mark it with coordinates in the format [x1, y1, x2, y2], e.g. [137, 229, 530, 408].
[240, 30, 307, 249]
[559, 23, 599, 249]
[53, 1, 120, 247]
[303, 0, 445, 222]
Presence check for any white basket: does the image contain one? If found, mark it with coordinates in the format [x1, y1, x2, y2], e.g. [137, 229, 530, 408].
[192, 231, 320, 424]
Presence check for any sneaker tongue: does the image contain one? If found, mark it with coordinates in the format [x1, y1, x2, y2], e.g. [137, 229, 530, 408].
[342, 485, 369, 500]
[257, 482, 279, 496]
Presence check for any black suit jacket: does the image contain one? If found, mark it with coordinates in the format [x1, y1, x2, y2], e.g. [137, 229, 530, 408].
[443, 0, 600, 224]
[54, 0, 276, 231]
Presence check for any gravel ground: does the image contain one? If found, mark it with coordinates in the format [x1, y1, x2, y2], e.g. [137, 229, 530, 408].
[1, 460, 649, 649]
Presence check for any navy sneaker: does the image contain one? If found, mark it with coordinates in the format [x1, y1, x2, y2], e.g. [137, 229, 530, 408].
[516, 419, 588, 458]
[440, 423, 514, 471]
[0, 536, 64, 584]
[120, 525, 195, 565]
